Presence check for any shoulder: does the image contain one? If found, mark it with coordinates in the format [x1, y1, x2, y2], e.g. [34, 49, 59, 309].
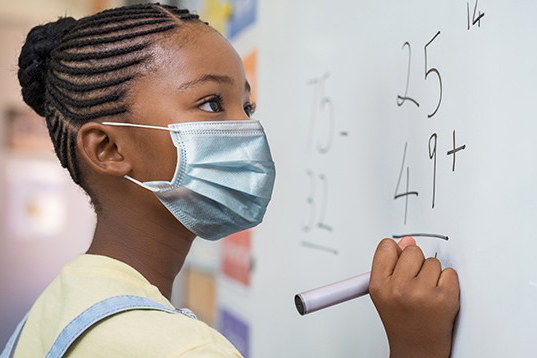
[178, 342, 244, 357]
[68, 309, 242, 357]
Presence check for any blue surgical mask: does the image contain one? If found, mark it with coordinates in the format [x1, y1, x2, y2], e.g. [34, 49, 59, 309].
[102, 119, 276, 240]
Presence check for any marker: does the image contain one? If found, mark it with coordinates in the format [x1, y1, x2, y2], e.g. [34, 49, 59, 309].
[294, 272, 370, 315]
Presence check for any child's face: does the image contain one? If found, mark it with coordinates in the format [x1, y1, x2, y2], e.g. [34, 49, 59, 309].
[119, 24, 253, 183]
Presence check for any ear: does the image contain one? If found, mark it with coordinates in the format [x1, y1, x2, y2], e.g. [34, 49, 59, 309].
[77, 122, 132, 177]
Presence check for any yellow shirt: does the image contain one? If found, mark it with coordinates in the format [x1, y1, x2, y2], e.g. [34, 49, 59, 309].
[13, 254, 242, 357]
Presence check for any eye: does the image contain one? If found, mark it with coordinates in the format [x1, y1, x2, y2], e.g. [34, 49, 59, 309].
[199, 95, 223, 113]
[244, 102, 256, 117]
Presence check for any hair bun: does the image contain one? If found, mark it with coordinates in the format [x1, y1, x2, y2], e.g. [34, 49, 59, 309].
[18, 16, 77, 117]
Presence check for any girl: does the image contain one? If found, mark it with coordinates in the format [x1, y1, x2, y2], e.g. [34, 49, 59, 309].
[3, 3, 459, 357]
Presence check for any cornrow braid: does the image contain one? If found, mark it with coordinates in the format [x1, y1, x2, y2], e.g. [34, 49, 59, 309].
[73, 13, 170, 32]
[61, 19, 172, 43]
[17, 2, 205, 209]
[55, 24, 177, 51]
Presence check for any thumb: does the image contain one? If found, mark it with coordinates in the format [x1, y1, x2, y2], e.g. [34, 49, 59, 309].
[397, 236, 416, 250]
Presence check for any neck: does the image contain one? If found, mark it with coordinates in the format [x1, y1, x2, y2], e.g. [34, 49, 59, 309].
[86, 203, 195, 300]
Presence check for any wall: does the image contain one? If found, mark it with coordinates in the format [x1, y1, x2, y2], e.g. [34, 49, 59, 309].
[0, 0, 100, 347]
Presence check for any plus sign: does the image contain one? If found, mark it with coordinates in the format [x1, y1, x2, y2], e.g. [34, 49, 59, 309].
[447, 130, 466, 171]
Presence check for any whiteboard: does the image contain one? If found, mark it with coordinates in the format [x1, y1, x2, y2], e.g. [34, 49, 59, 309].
[244, 0, 537, 356]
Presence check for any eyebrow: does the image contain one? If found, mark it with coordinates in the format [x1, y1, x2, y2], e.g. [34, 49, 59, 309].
[177, 74, 234, 90]
[178, 74, 251, 96]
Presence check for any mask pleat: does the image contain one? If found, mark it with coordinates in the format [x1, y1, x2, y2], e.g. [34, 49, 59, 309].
[180, 174, 268, 219]
[184, 163, 275, 198]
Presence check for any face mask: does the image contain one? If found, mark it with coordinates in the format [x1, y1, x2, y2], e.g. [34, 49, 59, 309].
[102, 119, 276, 240]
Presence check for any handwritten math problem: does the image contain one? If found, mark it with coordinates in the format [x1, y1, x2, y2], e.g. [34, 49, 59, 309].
[299, 3, 484, 252]
[393, 3, 482, 240]
[301, 73, 346, 255]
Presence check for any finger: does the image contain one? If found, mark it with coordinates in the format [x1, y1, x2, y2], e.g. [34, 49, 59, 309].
[392, 245, 425, 279]
[371, 238, 403, 282]
[438, 268, 460, 295]
[417, 257, 442, 285]
[397, 236, 416, 250]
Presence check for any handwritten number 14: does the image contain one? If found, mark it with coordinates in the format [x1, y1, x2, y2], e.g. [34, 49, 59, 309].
[467, 0, 485, 30]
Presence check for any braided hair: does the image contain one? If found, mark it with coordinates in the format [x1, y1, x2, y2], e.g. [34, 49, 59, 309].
[17, 3, 207, 208]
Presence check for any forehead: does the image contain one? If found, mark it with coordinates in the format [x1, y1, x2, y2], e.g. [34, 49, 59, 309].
[148, 25, 246, 86]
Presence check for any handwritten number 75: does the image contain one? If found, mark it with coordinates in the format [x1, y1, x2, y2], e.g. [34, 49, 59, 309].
[307, 74, 336, 154]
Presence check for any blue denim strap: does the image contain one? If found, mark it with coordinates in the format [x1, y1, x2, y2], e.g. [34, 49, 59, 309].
[0, 312, 30, 358]
[0, 295, 196, 358]
[44, 295, 192, 358]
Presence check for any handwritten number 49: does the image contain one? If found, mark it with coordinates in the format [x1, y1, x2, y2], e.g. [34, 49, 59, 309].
[394, 143, 418, 225]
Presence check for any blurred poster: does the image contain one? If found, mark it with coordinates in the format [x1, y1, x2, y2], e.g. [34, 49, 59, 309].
[228, 0, 257, 39]
[5, 159, 67, 241]
[201, 0, 233, 36]
[4, 105, 53, 154]
[221, 230, 251, 286]
[186, 236, 221, 273]
[91, 0, 111, 13]
[182, 267, 217, 326]
[243, 50, 257, 102]
[218, 308, 250, 358]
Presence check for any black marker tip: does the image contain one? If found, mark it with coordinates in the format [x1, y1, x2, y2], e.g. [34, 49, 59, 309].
[295, 295, 306, 316]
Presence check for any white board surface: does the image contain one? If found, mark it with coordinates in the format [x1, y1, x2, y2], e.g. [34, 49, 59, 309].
[247, 0, 537, 356]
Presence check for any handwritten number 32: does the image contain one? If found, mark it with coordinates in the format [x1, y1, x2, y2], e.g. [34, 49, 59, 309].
[303, 170, 333, 232]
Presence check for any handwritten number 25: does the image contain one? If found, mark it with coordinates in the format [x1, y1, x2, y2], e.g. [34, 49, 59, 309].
[424, 31, 442, 118]
[397, 42, 419, 107]
[397, 31, 443, 118]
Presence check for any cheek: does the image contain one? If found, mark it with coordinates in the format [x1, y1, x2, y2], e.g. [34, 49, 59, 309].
[136, 131, 178, 182]
[153, 135, 178, 181]
[162, 139, 179, 181]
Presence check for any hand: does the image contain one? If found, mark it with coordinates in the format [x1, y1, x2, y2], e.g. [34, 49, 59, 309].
[369, 237, 460, 358]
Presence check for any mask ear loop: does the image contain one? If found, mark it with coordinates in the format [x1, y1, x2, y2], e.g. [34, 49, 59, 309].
[123, 175, 162, 193]
[101, 121, 178, 192]
[101, 122, 177, 132]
